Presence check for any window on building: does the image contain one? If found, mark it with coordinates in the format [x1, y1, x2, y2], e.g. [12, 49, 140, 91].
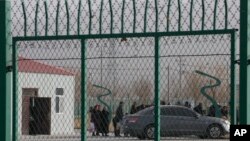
[56, 88, 64, 113]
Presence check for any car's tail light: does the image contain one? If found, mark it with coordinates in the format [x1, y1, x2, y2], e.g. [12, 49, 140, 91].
[128, 117, 139, 123]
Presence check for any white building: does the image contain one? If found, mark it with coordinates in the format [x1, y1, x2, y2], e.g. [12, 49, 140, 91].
[17, 58, 75, 135]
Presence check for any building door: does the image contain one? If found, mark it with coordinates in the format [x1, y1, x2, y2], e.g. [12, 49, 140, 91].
[22, 88, 38, 135]
[29, 97, 51, 135]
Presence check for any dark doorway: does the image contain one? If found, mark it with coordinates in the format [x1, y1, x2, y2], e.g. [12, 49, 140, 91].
[29, 97, 51, 135]
[22, 88, 38, 135]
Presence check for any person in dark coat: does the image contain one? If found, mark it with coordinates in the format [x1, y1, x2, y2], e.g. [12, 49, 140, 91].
[221, 106, 229, 119]
[113, 101, 124, 137]
[185, 101, 191, 108]
[93, 105, 102, 136]
[136, 104, 145, 112]
[101, 107, 110, 136]
[193, 103, 203, 115]
[130, 102, 137, 114]
[89, 106, 96, 136]
[160, 100, 166, 105]
[207, 104, 222, 117]
[207, 105, 215, 117]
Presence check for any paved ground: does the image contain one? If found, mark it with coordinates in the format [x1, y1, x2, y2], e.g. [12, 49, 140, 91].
[19, 135, 229, 141]
[19, 130, 229, 141]
[20, 138, 229, 141]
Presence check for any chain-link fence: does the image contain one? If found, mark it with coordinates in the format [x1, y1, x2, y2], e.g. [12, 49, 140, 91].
[15, 40, 81, 141]
[11, 0, 240, 141]
[11, 0, 239, 36]
[13, 33, 235, 141]
[83, 33, 233, 140]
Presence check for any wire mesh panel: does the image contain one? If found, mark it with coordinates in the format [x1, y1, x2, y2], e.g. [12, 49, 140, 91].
[10, 0, 239, 141]
[159, 34, 232, 140]
[15, 40, 82, 141]
[85, 37, 155, 140]
[160, 34, 231, 107]
[12, 35, 234, 141]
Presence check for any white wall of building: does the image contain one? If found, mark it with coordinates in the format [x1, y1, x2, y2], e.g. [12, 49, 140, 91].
[18, 72, 75, 135]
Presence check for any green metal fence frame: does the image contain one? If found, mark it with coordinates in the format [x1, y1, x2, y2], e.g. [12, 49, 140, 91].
[18, 0, 232, 37]
[240, 0, 250, 125]
[0, 1, 7, 141]
[12, 29, 236, 141]
[1, 1, 12, 141]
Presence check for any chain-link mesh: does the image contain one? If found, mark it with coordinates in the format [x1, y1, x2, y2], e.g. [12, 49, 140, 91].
[160, 34, 231, 123]
[86, 38, 155, 139]
[14, 34, 232, 140]
[159, 35, 231, 107]
[10, 0, 239, 141]
[84, 35, 231, 140]
[16, 40, 81, 141]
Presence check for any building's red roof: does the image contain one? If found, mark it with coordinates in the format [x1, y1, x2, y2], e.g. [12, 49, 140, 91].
[18, 57, 74, 76]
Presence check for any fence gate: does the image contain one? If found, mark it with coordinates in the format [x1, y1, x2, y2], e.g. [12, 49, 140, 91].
[11, 0, 239, 141]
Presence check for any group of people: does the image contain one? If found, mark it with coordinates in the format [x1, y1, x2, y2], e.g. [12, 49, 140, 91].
[89, 100, 230, 137]
[89, 101, 148, 137]
[89, 101, 125, 137]
[130, 102, 152, 114]
[207, 104, 229, 119]
[192, 102, 229, 119]
[89, 105, 110, 136]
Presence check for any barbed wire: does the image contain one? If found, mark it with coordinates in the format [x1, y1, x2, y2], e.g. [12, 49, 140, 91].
[11, 0, 240, 37]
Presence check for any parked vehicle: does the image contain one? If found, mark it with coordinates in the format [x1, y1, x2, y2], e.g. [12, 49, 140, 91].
[121, 105, 230, 139]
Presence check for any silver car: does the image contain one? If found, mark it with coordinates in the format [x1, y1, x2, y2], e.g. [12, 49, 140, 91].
[121, 105, 230, 139]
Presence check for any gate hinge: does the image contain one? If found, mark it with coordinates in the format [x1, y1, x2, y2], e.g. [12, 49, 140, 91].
[6, 65, 13, 72]
[234, 59, 250, 65]
[234, 60, 240, 65]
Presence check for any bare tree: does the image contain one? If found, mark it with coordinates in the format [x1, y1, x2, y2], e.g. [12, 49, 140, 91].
[184, 72, 205, 105]
[132, 79, 153, 104]
[183, 65, 230, 107]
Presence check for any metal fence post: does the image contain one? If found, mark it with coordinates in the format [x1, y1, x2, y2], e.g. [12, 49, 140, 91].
[12, 40, 17, 141]
[0, 0, 12, 141]
[154, 36, 160, 141]
[0, 1, 7, 140]
[230, 31, 236, 124]
[6, 1, 12, 140]
[240, 0, 250, 124]
[81, 39, 87, 141]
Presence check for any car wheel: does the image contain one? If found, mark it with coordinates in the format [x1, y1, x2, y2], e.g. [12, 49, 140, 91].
[207, 124, 222, 139]
[144, 124, 155, 139]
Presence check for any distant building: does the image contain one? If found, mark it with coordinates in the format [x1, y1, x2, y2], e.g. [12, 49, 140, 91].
[18, 58, 75, 135]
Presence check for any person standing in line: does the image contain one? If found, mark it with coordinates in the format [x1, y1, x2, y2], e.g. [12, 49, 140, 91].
[184, 101, 190, 108]
[89, 106, 96, 136]
[113, 101, 124, 137]
[193, 102, 203, 115]
[221, 106, 229, 120]
[93, 104, 102, 136]
[160, 100, 166, 105]
[101, 107, 110, 136]
[130, 102, 137, 114]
